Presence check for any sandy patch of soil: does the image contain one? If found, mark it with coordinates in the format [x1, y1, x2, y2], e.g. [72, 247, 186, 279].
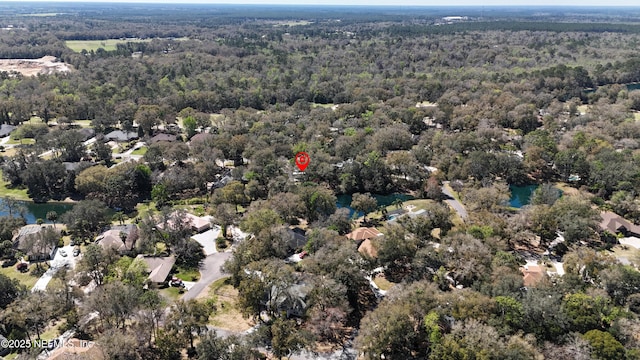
[201, 278, 255, 332]
[0, 56, 72, 76]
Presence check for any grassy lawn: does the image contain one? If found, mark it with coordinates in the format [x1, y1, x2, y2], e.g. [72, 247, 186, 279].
[373, 273, 395, 291]
[155, 242, 168, 254]
[6, 138, 36, 145]
[173, 266, 200, 282]
[0, 170, 30, 200]
[443, 182, 462, 202]
[0, 147, 18, 157]
[608, 245, 640, 267]
[403, 199, 437, 211]
[0, 264, 41, 289]
[159, 286, 186, 302]
[71, 120, 93, 128]
[65, 38, 152, 52]
[450, 212, 465, 230]
[203, 277, 255, 332]
[40, 319, 67, 341]
[553, 182, 582, 197]
[131, 146, 148, 155]
[364, 198, 435, 223]
[577, 104, 590, 114]
[135, 201, 157, 218]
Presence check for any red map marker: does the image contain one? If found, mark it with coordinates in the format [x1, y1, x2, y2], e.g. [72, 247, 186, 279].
[295, 152, 310, 172]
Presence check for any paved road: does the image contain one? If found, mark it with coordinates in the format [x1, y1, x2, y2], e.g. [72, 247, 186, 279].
[442, 181, 468, 220]
[182, 252, 232, 301]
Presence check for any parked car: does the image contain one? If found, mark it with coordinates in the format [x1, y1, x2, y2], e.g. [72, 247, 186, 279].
[69, 239, 76, 246]
[59, 249, 67, 257]
[170, 277, 185, 288]
[73, 247, 80, 257]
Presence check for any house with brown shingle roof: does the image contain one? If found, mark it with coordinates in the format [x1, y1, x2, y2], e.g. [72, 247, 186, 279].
[136, 254, 176, 286]
[599, 211, 640, 237]
[347, 227, 383, 259]
[358, 239, 378, 258]
[520, 263, 545, 287]
[149, 133, 177, 144]
[346, 227, 383, 242]
[189, 132, 214, 144]
[95, 224, 138, 253]
[156, 212, 212, 233]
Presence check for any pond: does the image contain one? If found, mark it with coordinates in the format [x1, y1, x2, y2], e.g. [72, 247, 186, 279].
[0, 198, 74, 224]
[584, 82, 640, 94]
[508, 185, 538, 208]
[628, 83, 640, 91]
[336, 193, 414, 217]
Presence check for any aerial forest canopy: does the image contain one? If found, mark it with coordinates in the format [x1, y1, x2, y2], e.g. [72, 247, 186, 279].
[2, 4, 640, 360]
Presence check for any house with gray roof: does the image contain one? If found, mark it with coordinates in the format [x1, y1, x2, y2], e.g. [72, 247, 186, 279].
[149, 133, 177, 144]
[0, 124, 16, 137]
[104, 130, 138, 142]
[12, 224, 58, 261]
[600, 211, 640, 237]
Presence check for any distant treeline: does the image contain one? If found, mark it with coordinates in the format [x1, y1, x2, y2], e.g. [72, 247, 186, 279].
[386, 21, 640, 36]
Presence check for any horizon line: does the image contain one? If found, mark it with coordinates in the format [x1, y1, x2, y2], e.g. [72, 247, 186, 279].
[2, 1, 640, 7]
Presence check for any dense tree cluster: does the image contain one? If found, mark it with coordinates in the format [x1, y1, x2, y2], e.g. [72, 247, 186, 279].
[2, 4, 640, 360]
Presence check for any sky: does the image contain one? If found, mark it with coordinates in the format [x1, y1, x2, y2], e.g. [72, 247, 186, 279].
[2, 0, 639, 7]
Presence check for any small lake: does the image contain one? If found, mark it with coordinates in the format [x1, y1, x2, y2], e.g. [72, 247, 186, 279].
[508, 185, 538, 208]
[336, 193, 414, 217]
[628, 83, 640, 91]
[0, 198, 74, 224]
[584, 82, 640, 94]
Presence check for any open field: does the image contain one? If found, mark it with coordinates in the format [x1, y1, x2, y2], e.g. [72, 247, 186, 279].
[19, 13, 61, 17]
[273, 20, 313, 26]
[65, 37, 189, 53]
[65, 38, 152, 52]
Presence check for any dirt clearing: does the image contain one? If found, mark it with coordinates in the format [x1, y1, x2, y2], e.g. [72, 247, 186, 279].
[0, 56, 72, 76]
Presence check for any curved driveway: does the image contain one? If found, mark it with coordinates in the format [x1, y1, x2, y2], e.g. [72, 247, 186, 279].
[182, 252, 231, 301]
